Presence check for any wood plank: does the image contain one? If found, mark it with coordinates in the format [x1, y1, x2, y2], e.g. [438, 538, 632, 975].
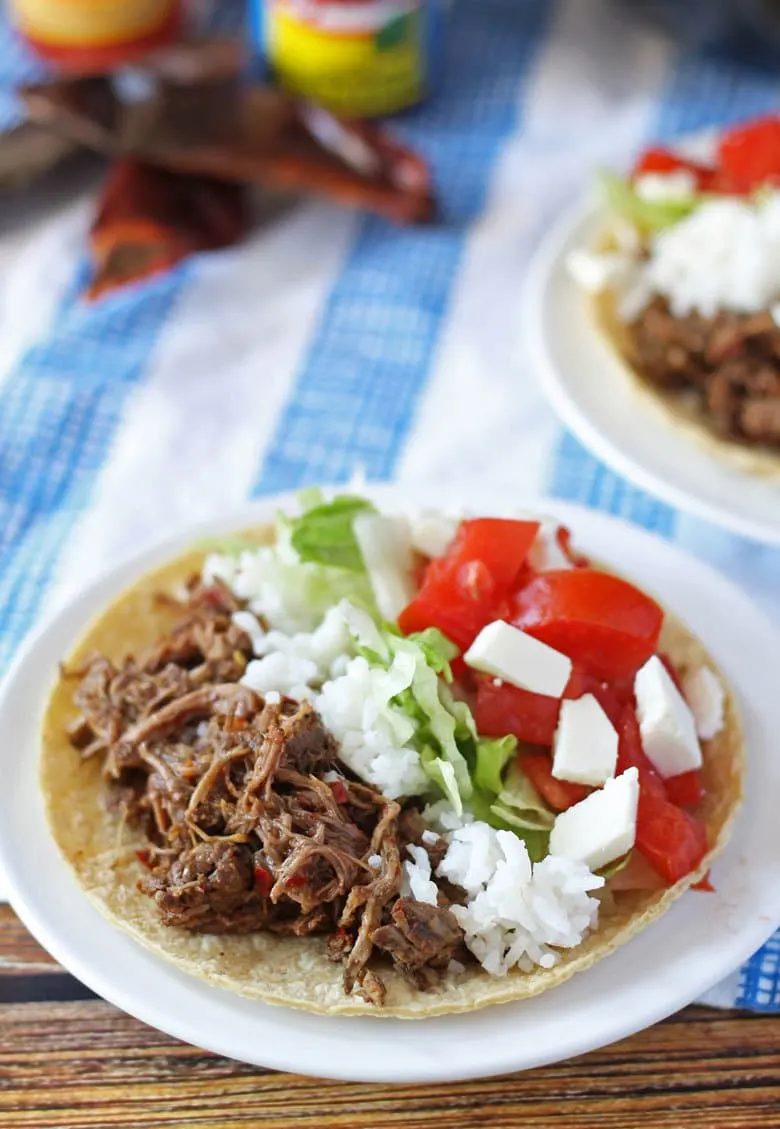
[1, 1001, 778, 1128]
[0, 907, 57, 970]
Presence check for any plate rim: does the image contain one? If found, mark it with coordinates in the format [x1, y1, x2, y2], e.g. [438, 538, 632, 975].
[2, 485, 780, 1083]
[524, 196, 780, 547]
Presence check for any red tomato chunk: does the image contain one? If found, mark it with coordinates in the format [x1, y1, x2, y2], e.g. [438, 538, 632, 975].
[718, 115, 780, 194]
[398, 518, 540, 650]
[521, 752, 591, 812]
[617, 705, 707, 885]
[632, 145, 717, 191]
[511, 569, 664, 682]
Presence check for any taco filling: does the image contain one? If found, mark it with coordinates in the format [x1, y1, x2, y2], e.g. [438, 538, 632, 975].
[569, 115, 780, 457]
[52, 494, 739, 1013]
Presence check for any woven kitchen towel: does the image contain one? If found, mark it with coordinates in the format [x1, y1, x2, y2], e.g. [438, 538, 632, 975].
[0, 0, 778, 1011]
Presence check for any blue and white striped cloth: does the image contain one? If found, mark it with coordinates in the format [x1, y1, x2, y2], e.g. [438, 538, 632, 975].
[1, 0, 779, 1012]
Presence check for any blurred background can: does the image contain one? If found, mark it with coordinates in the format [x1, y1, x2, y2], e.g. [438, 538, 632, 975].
[8, 0, 182, 71]
[249, 0, 444, 118]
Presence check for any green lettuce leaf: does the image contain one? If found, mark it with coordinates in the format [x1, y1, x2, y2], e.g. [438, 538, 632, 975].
[288, 495, 376, 571]
[469, 789, 550, 862]
[495, 759, 556, 832]
[340, 614, 473, 810]
[473, 735, 518, 796]
[419, 748, 462, 814]
[409, 628, 458, 681]
[598, 169, 698, 234]
[393, 635, 472, 806]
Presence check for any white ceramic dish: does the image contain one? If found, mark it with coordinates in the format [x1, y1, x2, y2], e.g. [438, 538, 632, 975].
[1, 484, 779, 1084]
[525, 201, 780, 546]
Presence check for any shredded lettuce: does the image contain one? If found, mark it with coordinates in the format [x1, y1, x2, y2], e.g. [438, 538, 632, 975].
[474, 736, 517, 796]
[287, 495, 377, 571]
[495, 760, 555, 831]
[202, 500, 378, 635]
[339, 614, 472, 811]
[393, 635, 472, 811]
[411, 628, 459, 680]
[471, 741, 555, 857]
[469, 788, 550, 863]
[598, 169, 699, 234]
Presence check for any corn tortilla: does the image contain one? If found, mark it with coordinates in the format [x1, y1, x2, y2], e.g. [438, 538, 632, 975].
[40, 526, 745, 1017]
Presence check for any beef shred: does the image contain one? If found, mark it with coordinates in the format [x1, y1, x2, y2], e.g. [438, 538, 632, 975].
[627, 298, 780, 448]
[66, 576, 465, 1003]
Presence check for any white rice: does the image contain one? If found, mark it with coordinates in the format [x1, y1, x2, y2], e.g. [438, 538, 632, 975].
[204, 546, 307, 633]
[238, 604, 354, 703]
[570, 184, 780, 320]
[421, 798, 474, 834]
[401, 845, 439, 906]
[436, 822, 604, 976]
[316, 654, 428, 799]
[205, 542, 362, 635]
[645, 193, 780, 317]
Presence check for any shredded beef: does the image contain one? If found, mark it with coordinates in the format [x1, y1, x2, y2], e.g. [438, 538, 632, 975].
[371, 898, 464, 985]
[66, 583, 465, 1004]
[628, 297, 780, 448]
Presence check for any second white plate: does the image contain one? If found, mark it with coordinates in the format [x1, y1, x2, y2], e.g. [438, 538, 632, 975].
[525, 201, 780, 546]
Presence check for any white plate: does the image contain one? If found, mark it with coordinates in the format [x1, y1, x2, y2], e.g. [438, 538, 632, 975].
[1, 484, 780, 1084]
[525, 201, 780, 546]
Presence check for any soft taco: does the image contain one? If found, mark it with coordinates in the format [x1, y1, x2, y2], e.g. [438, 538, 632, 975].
[41, 494, 744, 1017]
[568, 115, 780, 476]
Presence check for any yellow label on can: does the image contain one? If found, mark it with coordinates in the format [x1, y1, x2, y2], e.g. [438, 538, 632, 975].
[267, 0, 426, 118]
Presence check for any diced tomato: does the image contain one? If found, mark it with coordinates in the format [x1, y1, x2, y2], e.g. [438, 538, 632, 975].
[474, 664, 588, 747]
[135, 849, 153, 870]
[476, 678, 561, 747]
[692, 872, 715, 892]
[475, 662, 633, 749]
[330, 779, 349, 805]
[632, 145, 717, 190]
[520, 752, 591, 812]
[617, 705, 708, 885]
[664, 769, 705, 808]
[717, 115, 780, 194]
[451, 519, 542, 590]
[398, 518, 540, 650]
[658, 652, 685, 695]
[617, 705, 667, 803]
[254, 865, 273, 897]
[636, 799, 708, 885]
[511, 569, 664, 682]
[577, 668, 635, 727]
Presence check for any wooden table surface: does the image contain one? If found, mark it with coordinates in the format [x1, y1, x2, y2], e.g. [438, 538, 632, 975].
[2, 904, 778, 1129]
